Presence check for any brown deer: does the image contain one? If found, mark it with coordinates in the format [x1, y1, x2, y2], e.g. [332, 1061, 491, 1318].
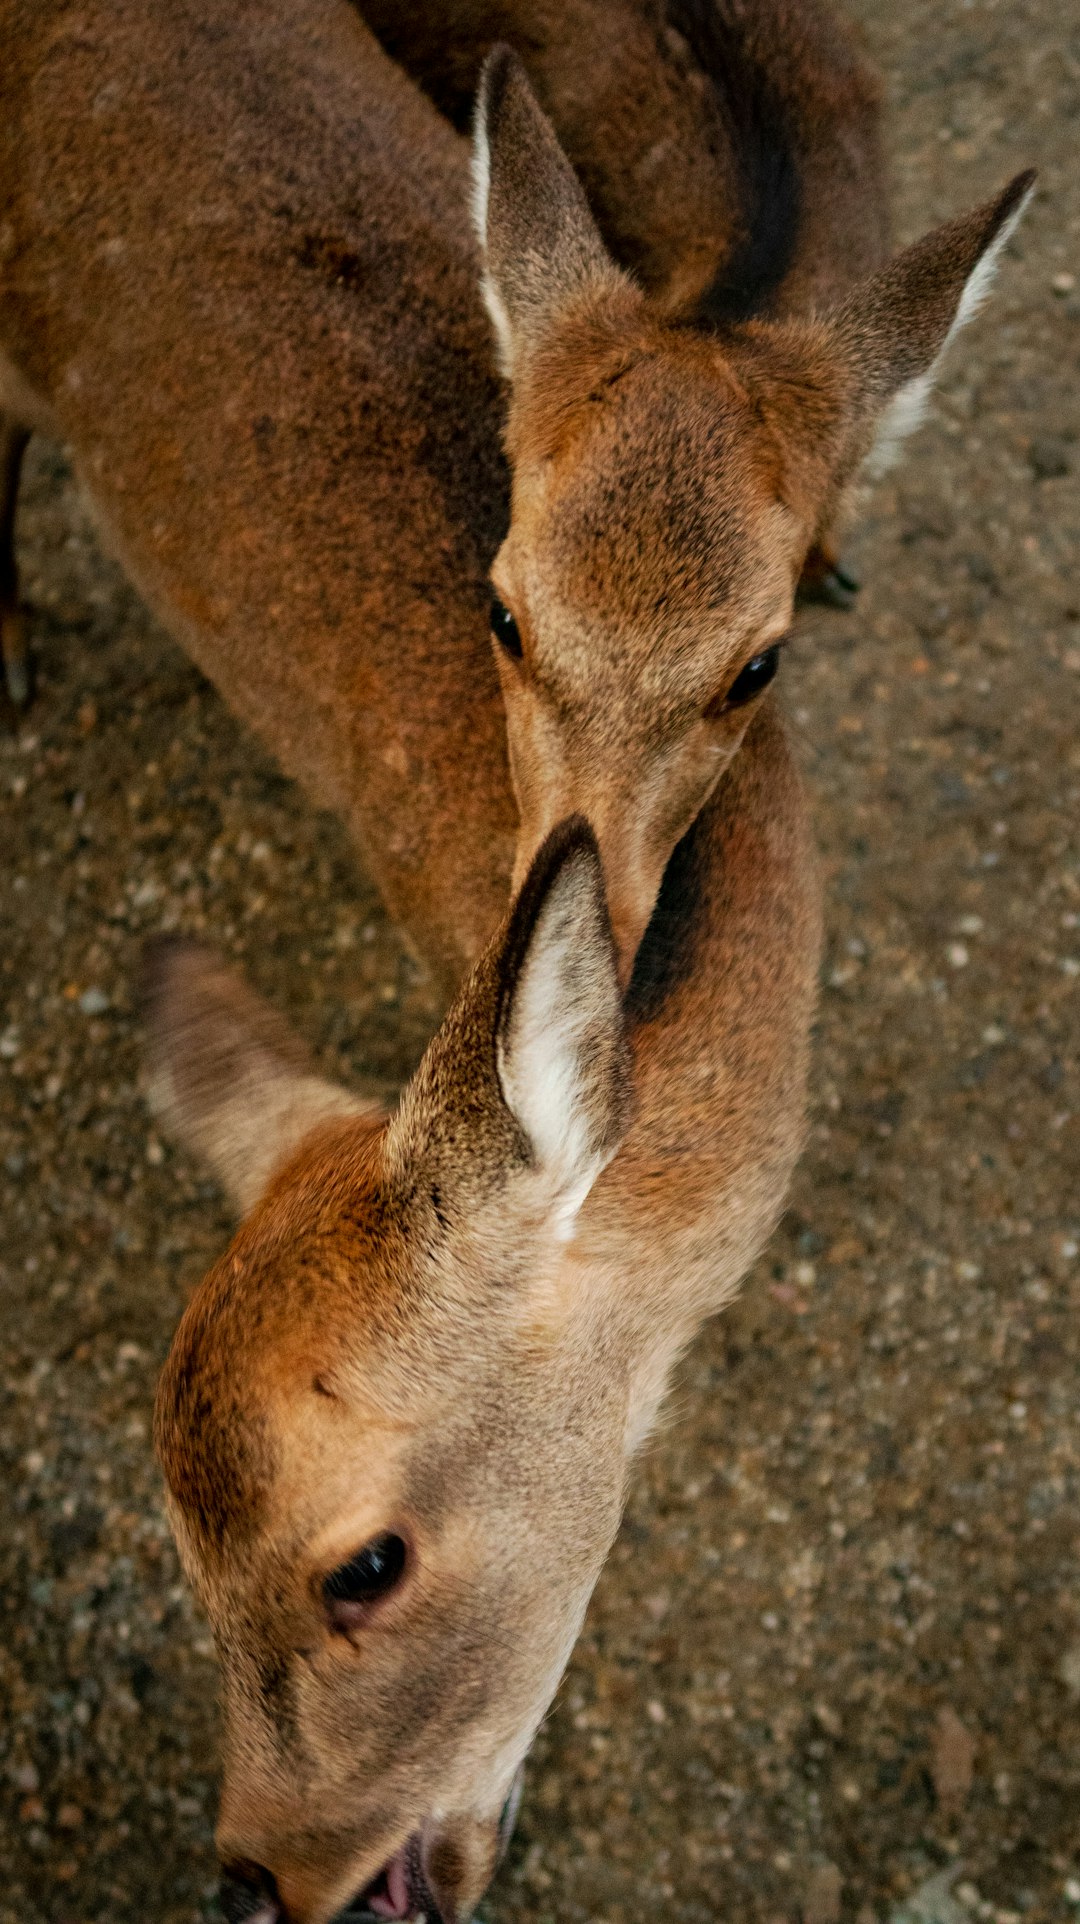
[150, 744, 820, 1924]
[2, 0, 1032, 973]
[0, 0, 1031, 1918]
[354, 0, 1032, 967]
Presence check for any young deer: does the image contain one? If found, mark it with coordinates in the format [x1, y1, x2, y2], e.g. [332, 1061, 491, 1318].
[151, 728, 820, 1924]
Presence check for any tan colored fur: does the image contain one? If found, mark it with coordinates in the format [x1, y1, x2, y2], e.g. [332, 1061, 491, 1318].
[0, 3, 1031, 1919]
[468, 48, 1032, 966]
[152, 724, 819, 1924]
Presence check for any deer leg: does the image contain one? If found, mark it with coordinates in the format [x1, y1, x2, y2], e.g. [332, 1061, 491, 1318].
[0, 417, 31, 708]
[798, 537, 860, 611]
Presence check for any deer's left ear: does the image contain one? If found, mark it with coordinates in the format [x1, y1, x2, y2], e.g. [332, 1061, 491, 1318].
[472, 45, 634, 379]
[836, 169, 1036, 478]
[493, 819, 632, 1234]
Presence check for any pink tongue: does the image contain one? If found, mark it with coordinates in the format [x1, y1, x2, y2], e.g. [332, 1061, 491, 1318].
[369, 1850, 411, 1920]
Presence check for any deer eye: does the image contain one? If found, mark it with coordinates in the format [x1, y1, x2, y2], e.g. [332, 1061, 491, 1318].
[490, 596, 523, 659]
[324, 1533, 407, 1627]
[714, 643, 782, 715]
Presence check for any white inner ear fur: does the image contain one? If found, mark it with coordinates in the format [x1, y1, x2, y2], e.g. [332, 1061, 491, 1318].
[863, 369, 935, 482]
[497, 891, 618, 1243]
[470, 98, 515, 378]
[865, 180, 1035, 482]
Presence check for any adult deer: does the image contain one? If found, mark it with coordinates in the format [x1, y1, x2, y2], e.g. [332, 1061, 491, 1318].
[355, 0, 1032, 966]
[1, 0, 1031, 970]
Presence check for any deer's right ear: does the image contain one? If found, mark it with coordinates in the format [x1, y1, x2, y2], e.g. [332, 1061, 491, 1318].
[472, 46, 631, 379]
[493, 819, 633, 1235]
[143, 942, 380, 1214]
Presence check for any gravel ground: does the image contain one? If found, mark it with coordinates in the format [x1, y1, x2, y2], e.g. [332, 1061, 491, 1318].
[1, 2, 1078, 1921]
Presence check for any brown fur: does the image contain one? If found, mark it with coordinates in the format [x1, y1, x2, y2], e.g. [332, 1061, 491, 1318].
[357, 0, 887, 315]
[0, 3, 1031, 1918]
[0, 0, 514, 985]
[1, 0, 1030, 977]
[470, 47, 1032, 966]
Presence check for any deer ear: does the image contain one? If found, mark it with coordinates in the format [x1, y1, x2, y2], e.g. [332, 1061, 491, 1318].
[386, 821, 632, 1245]
[143, 942, 380, 1214]
[472, 46, 630, 378]
[494, 819, 632, 1236]
[837, 170, 1035, 478]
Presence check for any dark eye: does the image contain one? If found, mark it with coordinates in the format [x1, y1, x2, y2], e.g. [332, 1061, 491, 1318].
[490, 595, 523, 659]
[719, 643, 782, 712]
[323, 1533, 407, 1626]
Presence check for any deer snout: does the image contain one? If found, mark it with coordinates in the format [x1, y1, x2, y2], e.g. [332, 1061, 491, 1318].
[213, 1755, 525, 1924]
[217, 1815, 488, 1924]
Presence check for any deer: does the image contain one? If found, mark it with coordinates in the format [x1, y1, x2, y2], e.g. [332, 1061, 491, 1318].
[1, 0, 1033, 973]
[353, 0, 1033, 968]
[0, 0, 1032, 1918]
[149, 751, 822, 1924]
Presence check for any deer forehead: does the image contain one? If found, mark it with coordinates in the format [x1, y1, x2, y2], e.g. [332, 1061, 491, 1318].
[156, 1194, 424, 1552]
[163, 1242, 609, 1585]
[503, 373, 798, 700]
[506, 535, 796, 725]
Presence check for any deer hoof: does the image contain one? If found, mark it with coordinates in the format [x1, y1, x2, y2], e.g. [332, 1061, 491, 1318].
[1, 603, 33, 709]
[815, 562, 860, 610]
[798, 548, 860, 611]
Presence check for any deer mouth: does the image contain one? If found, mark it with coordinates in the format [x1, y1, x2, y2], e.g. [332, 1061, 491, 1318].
[332, 1770, 522, 1924]
[335, 1837, 440, 1924]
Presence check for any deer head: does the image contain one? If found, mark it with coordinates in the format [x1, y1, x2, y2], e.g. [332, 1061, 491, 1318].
[474, 48, 1034, 975]
[152, 823, 635, 1924]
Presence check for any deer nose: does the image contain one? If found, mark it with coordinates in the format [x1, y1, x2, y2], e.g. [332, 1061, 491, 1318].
[219, 1861, 282, 1924]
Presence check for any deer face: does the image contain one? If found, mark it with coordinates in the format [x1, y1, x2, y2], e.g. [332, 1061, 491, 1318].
[474, 47, 1034, 974]
[488, 332, 802, 970]
[152, 826, 633, 1924]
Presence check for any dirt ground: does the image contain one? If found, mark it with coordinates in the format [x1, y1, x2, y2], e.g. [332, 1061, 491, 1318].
[1, 1, 1078, 1921]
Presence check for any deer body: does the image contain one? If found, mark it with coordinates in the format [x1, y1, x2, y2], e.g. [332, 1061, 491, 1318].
[0, 3, 1032, 1920]
[0, 0, 518, 979]
[0, 0, 1027, 969]
[357, 0, 889, 319]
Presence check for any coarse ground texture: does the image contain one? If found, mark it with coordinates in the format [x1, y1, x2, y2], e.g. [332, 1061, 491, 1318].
[1, 3, 1078, 1922]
